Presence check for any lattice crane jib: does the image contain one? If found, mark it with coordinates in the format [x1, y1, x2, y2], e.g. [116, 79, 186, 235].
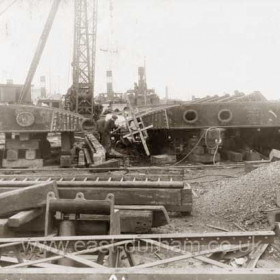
[72, 0, 97, 117]
[19, 0, 61, 103]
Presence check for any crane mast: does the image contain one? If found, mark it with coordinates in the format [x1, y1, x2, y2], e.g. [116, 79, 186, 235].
[71, 0, 98, 117]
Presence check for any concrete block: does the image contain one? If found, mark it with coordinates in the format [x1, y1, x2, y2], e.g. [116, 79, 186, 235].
[6, 149, 18, 161]
[25, 149, 36, 160]
[60, 155, 72, 167]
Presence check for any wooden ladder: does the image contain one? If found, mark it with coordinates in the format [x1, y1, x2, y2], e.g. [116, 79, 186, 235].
[123, 99, 152, 156]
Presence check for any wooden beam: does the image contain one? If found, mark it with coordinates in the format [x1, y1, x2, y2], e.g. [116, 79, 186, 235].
[8, 209, 43, 228]
[0, 181, 58, 217]
[246, 244, 268, 268]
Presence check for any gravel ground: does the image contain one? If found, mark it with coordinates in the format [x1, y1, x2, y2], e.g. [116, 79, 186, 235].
[156, 161, 280, 234]
[196, 161, 280, 230]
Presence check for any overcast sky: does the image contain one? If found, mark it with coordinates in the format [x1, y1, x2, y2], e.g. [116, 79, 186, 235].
[1, 0, 280, 100]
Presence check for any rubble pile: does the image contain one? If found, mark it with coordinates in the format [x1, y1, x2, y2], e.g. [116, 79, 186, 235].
[198, 161, 280, 229]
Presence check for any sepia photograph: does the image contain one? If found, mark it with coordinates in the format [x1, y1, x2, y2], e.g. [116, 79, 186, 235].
[0, 0, 280, 279]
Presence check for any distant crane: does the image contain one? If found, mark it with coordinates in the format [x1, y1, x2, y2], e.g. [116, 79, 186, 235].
[18, 0, 100, 119]
[66, 0, 100, 119]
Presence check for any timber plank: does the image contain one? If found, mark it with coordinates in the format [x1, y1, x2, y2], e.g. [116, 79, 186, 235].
[0, 181, 58, 217]
[247, 244, 268, 268]
[8, 209, 43, 228]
